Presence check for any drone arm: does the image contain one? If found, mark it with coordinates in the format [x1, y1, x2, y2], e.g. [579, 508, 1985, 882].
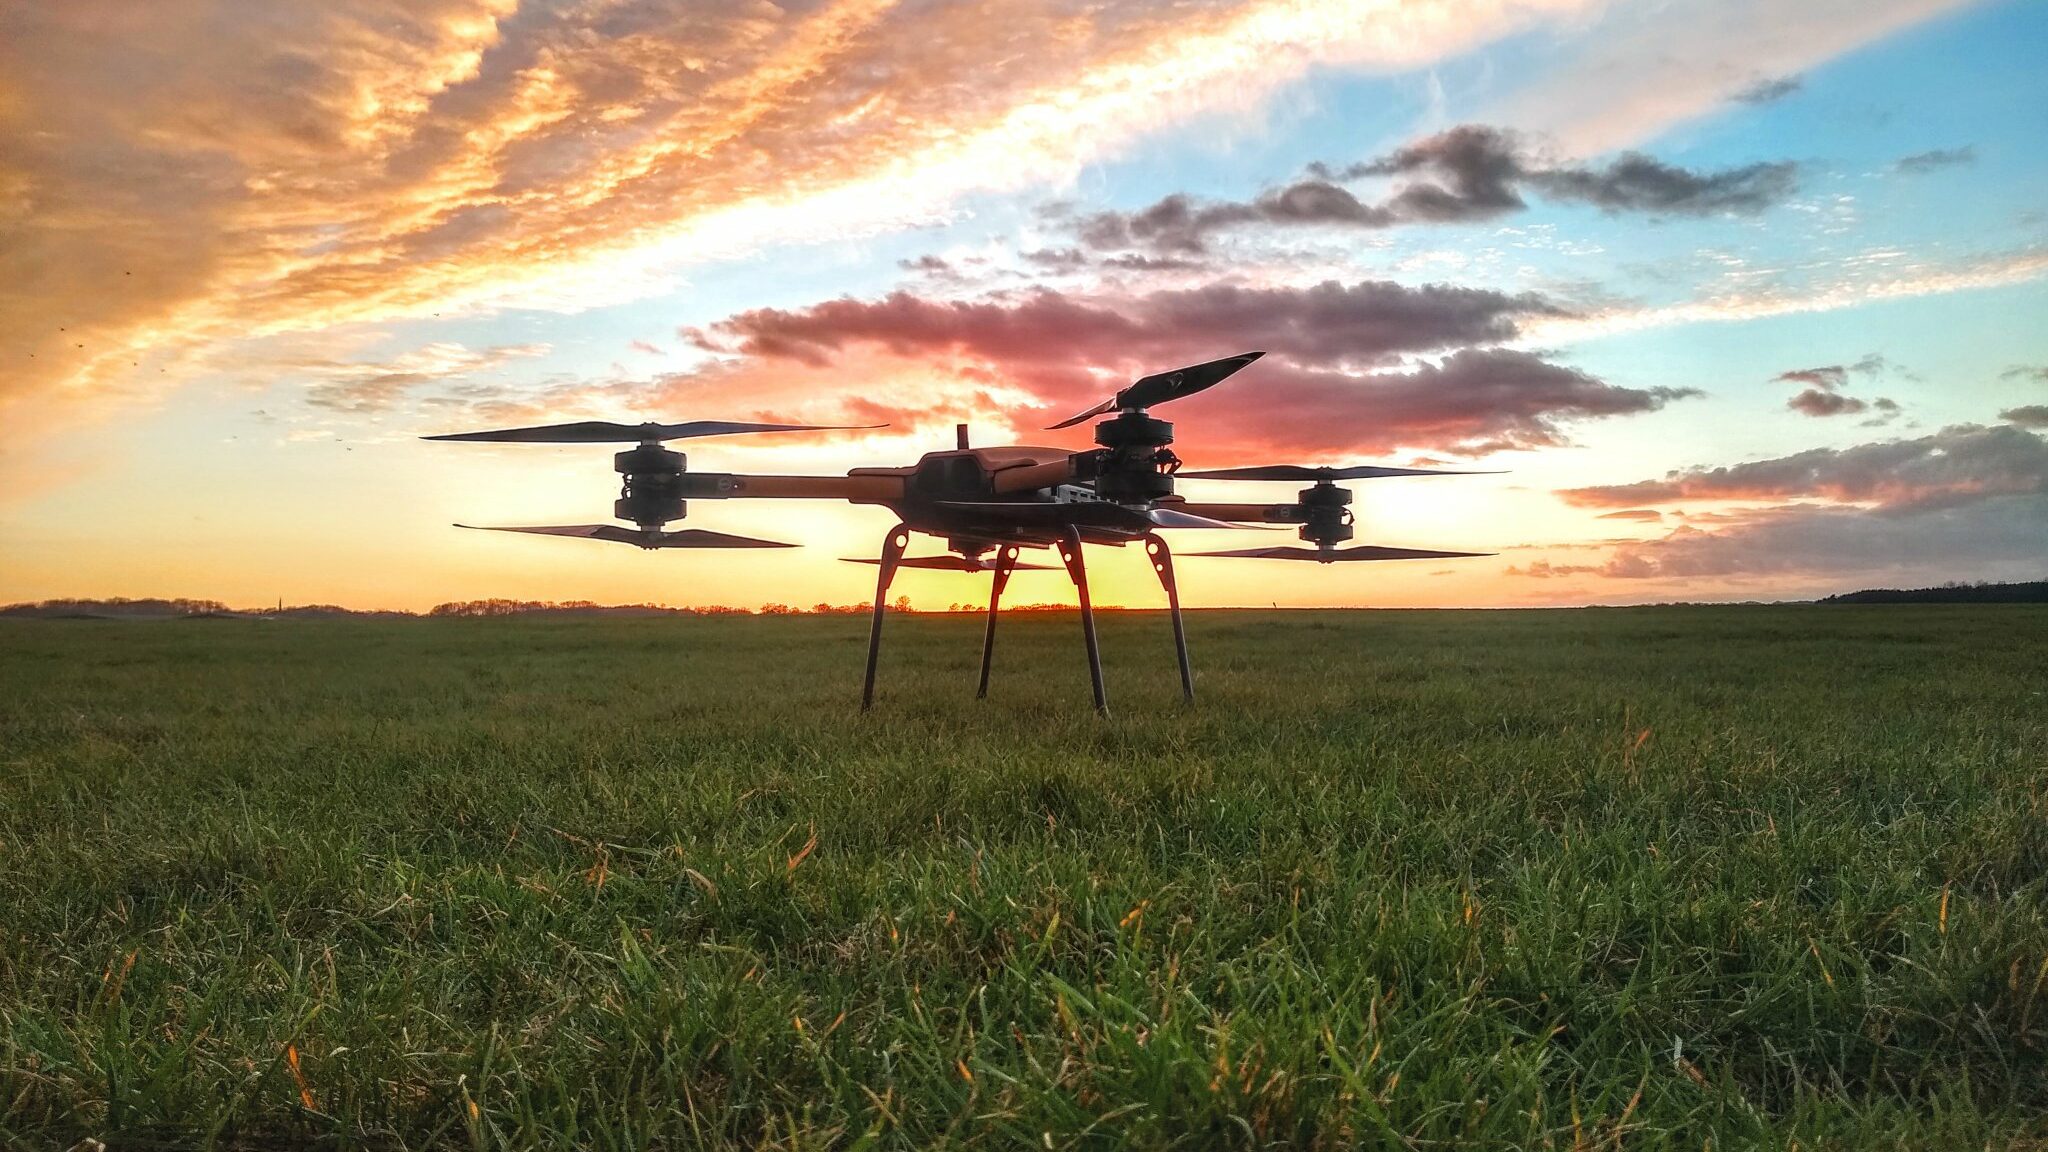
[1172, 502, 1302, 524]
[682, 474, 907, 502]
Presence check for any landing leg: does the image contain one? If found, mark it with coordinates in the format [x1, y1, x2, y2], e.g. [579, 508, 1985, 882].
[976, 545, 1020, 700]
[1058, 527, 1108, 714]
[1145, 533, 1194, 703]
[861, 524, 910, 712]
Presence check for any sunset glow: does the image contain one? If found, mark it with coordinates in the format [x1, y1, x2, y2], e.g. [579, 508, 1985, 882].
[3, 0, 2043, 609]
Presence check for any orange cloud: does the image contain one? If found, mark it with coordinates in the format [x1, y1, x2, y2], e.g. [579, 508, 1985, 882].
[2, 0, 1605, 450]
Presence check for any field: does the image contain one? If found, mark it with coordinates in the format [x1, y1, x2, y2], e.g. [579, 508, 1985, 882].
[1, 607, 2044, 1150]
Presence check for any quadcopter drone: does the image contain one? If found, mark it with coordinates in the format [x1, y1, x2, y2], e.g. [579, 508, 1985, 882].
[427, 352, 1492, 713]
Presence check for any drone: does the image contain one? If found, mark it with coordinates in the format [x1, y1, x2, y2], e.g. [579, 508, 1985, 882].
[427, 352, 1493, 713]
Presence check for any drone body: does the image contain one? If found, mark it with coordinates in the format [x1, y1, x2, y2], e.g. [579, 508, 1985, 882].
[428, 352, 1494, 713]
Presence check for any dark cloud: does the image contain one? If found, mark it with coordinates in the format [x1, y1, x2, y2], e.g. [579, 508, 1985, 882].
[1859, 397, 1903, 427]
[1523, 153, 1799, 216]
[1775, 354, 1885, 391]
[1788, 389, 1867, 417]
[1020, 248, 1090, 271]
[681, 280, 1691, 457]
[2002, 405, 2048, 429]
[2001, 365, 2048, 384]
[690, 279, 1571, 372]
[1070, 124, 1798, 253]
[1559, 423, 2048, 514]
[1101, 252, 1207, 272]
[1732, 75, 1803, 105]
[1069, 189, 1383, 255]
[1775, 355, 1893, 417]
[1894, 146, 1977, 175]
[1202, 350, 1698, 456]
[1777, 365, 1850, 390]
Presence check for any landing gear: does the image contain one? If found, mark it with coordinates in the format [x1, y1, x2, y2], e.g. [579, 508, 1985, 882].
[976, 545, 1021, 699]
[860, 524, 1195, 715]
[1146, 532, 1194, 703]
[860, 524, 909, 712]
[1058, 526, 1109, 714]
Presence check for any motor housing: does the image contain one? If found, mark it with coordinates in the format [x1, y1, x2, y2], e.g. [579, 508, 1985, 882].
[1087, 411, 1179, 504]
[1296, 482, 1355, 547]
[613, 444, 688, 528]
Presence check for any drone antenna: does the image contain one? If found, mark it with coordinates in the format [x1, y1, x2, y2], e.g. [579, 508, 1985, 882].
[956, 423, 969, 450]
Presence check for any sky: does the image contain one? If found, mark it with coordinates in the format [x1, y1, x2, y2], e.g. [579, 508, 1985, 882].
[2, 0, 2044, 611]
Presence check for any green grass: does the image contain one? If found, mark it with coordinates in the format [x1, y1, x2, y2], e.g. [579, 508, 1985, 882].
[1, 607, 2044, 1149]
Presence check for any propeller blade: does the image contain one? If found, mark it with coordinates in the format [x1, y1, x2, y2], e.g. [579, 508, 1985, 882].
[840, 556, 1053, 572]
[1142, 506, 1258, 530]
[1047, 351, 1263, 429]
[1045, 397, 1118, 431]
[1179, 464, 1503, 481]
[425, 420, 882, 443]
[935, 501, 1264, 531]
[1189, 544, 1493, 563]
[1122, 350, 1264, 409]
[455, 524, 794, 549]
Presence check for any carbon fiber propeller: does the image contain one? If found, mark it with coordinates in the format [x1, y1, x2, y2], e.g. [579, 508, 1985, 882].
[455, 524, 794, 549]
[1047, 351, 1264, 429]
[1191, 544, 1494, 563]
[1180, 464, 1501, 481]
[424, 420, 881, 443]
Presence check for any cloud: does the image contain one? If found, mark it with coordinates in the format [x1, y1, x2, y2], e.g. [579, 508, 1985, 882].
[1787, 389, 1868, 417]
[1067, 183, 1396, 254]
[1488, 0, 1977, 155]
[1513, 495, 2048, 582]
[1769, 354, 1896, 418]
[1777, 366, 1850, 390]
[3, 0, 1623, 447]
[260, 342, 550, 413]
[1773, 354, 1885, 392]
[2001, 365, 2048, 384]
[1595, 508, 1664, 521]
[690, 279, 1570, 373]
[1894, 146, 1977, 174]
[2002, 406, 2048, 429]
[677, 279, 1692, 457]
[1333, 125, 1799, 217]
[1203, 350, 1698, 456]
[1530, 249, 2048, 345]
[1558, 423, 2048, 514]
[1731, 75, 1802, 105]
[1069, 124, 1797, 253]
[1525, 422, 2048, 584]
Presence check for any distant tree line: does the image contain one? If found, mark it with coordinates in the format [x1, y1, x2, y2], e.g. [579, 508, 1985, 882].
[1820, 580, 2048, 604]
[0, 596, 1176, 619]
[2, 597, 940, 618]
[0, 597, 234, 618]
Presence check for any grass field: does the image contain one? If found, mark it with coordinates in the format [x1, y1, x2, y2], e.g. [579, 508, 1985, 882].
[2, 607, 2044, 1149]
